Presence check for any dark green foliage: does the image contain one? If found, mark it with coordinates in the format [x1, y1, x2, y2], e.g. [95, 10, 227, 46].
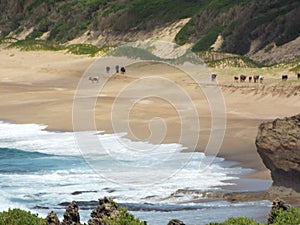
[0, 208, 46, 225]
[175, 22, 191, 46]
[192, 26, 223, 52]
[26, 29, 43, 39]
[128, 0, 206, 24]
[49, 23, 73, 42]
[270, 207, 300, 225]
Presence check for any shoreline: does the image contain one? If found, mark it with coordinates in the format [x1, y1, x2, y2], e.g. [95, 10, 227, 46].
[1, 49, 300, 181]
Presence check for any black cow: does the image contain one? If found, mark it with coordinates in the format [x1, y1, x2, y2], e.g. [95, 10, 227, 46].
[282, 75, 288, 81]
[234, 76, 239, 82]
[297, 72, 300, 80]
[121, 67, 126, 74]
[249, 76, 252, 83]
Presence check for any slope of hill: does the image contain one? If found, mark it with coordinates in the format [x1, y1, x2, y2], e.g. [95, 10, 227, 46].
[1, 0, 300, 64]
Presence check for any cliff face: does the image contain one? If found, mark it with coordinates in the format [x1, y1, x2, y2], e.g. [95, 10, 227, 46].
[256, 114, 300, 192]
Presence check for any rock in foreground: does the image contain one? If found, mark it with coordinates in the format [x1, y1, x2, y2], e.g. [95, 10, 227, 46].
[256, 114, 300, 192]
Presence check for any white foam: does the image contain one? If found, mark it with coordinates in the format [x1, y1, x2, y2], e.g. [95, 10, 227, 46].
[0, 121, 252, 216]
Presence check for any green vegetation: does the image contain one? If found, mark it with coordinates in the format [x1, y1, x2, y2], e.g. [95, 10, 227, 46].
[7, 39, 63, 51]
[206, 217, 260, 225]
[1, 205, 300, 225]
[192, 26, 223, 52]
[103, 207, 147, 225]
[206, 56, 261, 68]
[270, 207, 300, 225]
[66, 44, 112, 56]
[174, 22, 191, 46]
[26, 29, 43, 40]
[290, 63, 300, 73]
[6, 39, 113, 56]
[0, 208, 46, 225]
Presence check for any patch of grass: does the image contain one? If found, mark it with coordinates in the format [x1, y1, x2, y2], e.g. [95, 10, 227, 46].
[206, 217, 261, 225]
[8, 39, 64, 51]
[192, 26, 223, 52]
[290, 63, 300, 73]
[66, 44, 111, 56]
[206, 55, 261, 68]
[0, 208, 46, 225]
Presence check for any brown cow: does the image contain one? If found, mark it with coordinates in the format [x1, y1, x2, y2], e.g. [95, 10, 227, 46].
[253, 75, 259, 83]
[240, 75, 247, 82]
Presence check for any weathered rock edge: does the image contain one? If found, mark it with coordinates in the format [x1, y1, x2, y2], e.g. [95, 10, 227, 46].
[256, 114, 300, 192]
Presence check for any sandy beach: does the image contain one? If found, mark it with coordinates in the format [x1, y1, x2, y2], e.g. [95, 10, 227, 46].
[1, 48, 299, 180]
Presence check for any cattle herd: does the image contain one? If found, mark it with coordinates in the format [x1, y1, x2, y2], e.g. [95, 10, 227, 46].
[210, 72, 300, 83]
[233, 75, 264, 83]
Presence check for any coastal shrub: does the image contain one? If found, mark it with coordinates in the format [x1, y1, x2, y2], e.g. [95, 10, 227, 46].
[192, 26, 223, 52]
[271, 207, 300, 225]
[175, 22, 191, 46]
[66, 44, 112, 56]
[0, 208, 46, 225]
[8, 39, 64, 51]
[206, 217, 260, 225]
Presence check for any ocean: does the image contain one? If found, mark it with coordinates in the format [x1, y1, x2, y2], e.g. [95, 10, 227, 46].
[0, 121, 271, 224]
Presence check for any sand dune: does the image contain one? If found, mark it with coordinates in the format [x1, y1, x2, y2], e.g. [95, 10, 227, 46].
[0, 48, 299, 180]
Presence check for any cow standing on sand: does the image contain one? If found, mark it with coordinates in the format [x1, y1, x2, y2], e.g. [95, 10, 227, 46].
[240, 75, 247, 82]
[211, 74, 217, 81]
[253, 75, 259, 83]
[282, 75, 288, 81]
[120, 67, 126, 74]
[249, 76, 252, 83]
[259, 76, 264, 83]
[234, 76, 239, 82]
[298, 72, 300, 80]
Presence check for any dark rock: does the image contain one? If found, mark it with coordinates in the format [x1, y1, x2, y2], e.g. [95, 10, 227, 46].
[256, 114, 300, 192]
[167, 219, 185, 225]
[268, 198, 291, 224]
[61, 201, 81, 225]
[46, 211, 60, 225]
[88, 197, 121, 225]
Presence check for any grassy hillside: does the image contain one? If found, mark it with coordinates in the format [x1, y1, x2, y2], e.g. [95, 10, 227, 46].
[1, 0, 299, 64]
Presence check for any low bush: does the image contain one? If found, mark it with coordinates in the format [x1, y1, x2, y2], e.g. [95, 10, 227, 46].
[0, 208, 46, 225]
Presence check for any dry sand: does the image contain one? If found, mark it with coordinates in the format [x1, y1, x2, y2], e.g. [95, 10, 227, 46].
[1, 48, 300, 180]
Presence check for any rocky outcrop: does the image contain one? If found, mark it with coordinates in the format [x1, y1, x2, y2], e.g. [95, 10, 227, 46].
[46, 211, 60, 225]
[256, 114, 300, 192]
[88, 197, 121, 225]
[61, 201, 81, 225]
[167, 219, 185, 225]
